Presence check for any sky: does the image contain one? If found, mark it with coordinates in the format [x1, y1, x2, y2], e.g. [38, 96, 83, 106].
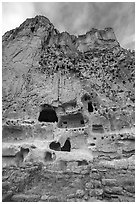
[2, 2, 135, 49]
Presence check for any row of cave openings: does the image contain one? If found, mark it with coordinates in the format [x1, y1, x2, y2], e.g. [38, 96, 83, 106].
[38, 94, 95, 126]
[38, 102, 104, 132]
[38, 104, 85, 128]
[38, 94, 94, 124]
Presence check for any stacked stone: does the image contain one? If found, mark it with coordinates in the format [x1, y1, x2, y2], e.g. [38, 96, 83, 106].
[2, 159, 135, 202]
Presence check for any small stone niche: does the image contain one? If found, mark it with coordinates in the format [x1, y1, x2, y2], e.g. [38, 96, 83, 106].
[81, 93, 94, 113]
[88, 102, 94, 112]
[78, 160, 88, 166]
[44, 151, 56, 162]
[84, 94, 91, 101]
[92, 124, 104, 133]
[30, 26, 35, 32]
[15, 147, 30, 166]
[38, 104, 58, 122]
[81, 93, 91, 102]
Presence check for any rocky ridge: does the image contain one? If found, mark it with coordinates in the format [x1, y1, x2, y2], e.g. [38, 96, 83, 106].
[2, 15, 135, 202]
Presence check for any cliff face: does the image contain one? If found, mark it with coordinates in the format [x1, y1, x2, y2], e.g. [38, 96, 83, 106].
[2, 15, 135, 202]
[2, 15, 134, 129]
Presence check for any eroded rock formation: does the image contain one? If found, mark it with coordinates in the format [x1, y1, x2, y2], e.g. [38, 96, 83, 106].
[2, 15, 135, 202]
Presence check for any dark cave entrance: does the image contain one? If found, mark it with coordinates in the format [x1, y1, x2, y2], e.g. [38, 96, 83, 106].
[61, 139, 71, 152]
[30, 26, 35, 32]
[81, 93, 94, 113]
[88, 102, 94, 112]
[49, 139, 71, 152]
[38, 104, 58, 122]
[49, 142, 61, 151]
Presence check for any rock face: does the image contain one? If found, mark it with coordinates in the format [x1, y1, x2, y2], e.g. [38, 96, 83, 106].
[2, 15, 135, 202]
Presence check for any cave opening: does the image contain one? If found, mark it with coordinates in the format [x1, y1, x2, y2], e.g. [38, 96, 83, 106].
[58, 113, 85, 128]
[49, 142, 61, 151]
[61, 139, 71, 152]
[83, 94, 90, 101]
[81, 120, 84, 124]
[88, 102, 94, 112]
[38, 104, 58, 122]
[49, 139, 71, 152]
[15, 148, 30, 166]
[31, 26, 35, 32]
[44, 151, 54, 161]
[78, 160, 88, 166]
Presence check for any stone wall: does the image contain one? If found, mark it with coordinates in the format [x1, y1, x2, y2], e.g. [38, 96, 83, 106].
[2, 157, 135, 202]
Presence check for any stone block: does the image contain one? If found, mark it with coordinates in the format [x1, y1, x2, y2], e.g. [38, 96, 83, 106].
[120, 177, 135, 186]
[119, 195, 135, 202]
[104, 186, 123, 195]
[66, 161, 78, 172]
[98, 160, 115, 169]
[123, 185, 135, 193]
[89, 188, 103, 197]
[11, 194, 41, 202]
[98, 159, 129, 170]
[85, 182, 94, 190]
[41, 195, 49, 201]
[83, 194, 89, 201]
[95, 188, 103, 196]
[48, 195, 59, 202]
[93, 180, 102, 188]
[102, 178, 117, 186]
[81, 169, 89, 175]
[128, 164, 135, 170]
[91, 168, 98, 173]
[76, 189, 85, 198]
[67, 193, 75, 199]
[90, 172, 101, 180]
[89, 189, 96, 197]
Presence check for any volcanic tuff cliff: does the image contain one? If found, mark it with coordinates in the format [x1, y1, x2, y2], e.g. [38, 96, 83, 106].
[2, 15, 135, 202]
